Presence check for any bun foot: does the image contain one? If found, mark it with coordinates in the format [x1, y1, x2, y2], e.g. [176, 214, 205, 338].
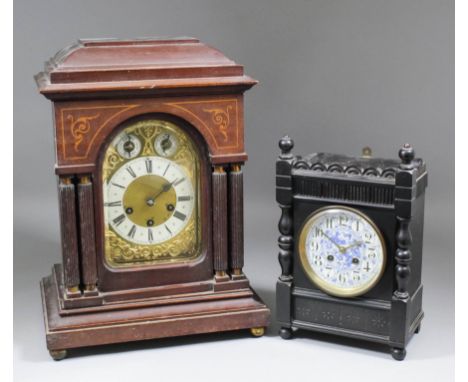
[49, 349, 67, 361]
[250, 327, 265, 337]
[391, 347, 406, 361]
[279, 327, 293, 340]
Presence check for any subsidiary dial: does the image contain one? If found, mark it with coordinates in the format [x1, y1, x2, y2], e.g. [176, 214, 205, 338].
[115, 133, 142, 159]
[154, 132, 178, 157]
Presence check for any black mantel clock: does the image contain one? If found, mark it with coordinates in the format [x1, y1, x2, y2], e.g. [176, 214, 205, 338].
[275, 136, 428, 360]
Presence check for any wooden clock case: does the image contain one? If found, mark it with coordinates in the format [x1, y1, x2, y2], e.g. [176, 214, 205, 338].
[35, 38, 270, 359]
[275, 137, 427, 360]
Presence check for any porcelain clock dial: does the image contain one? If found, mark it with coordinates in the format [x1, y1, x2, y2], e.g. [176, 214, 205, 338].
[299, 206, 386, 297]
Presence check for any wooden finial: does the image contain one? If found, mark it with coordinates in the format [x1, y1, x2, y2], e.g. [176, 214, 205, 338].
[279, 135, 294, 159]
[399, 143, 415, 169]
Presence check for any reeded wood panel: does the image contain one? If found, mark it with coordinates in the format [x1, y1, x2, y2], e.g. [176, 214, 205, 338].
[229, 166, 244, 271]
[77, 176, 97, 288]
[293, 177, 395, 206]
[212, 167, 228, 273]
[58, 177, 80, 290]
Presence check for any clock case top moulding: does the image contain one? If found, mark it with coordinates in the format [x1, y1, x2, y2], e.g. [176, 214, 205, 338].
[35, 38, 270, 360]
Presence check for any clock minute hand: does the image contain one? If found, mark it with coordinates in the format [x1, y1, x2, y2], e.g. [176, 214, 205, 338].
[342, 241, 364, 252]
[148, 179, 178, 204]
[319, 229, 345, 253]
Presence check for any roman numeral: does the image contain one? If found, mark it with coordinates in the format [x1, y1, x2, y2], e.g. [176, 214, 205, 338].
[113, 214, 125, 226]
[128, 225, 137, 238]
[148, 228, 153, 243]
[173, 211, 187, 221]
[145, 158, 152, 173]
[126, 166, 137, 178]
[177, 195, 191, 202]
[326, 218, 333, 229]
[111, 182, 125, 189]
[104, 201, 122, 207]
[164, 224, 172, 235]
[173, 178, 185, 186]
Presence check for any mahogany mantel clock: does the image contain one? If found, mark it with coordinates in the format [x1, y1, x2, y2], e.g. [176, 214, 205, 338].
[35, 38, 270, 360]
[275, 137, 427, 360]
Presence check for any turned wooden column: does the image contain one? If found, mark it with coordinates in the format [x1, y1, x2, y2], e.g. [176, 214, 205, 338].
[278, 205, 294, 281]
[58, 176, 80, 297]
[390, 143, 420, 358]
[276, 136, 295, 337]
[229, 164, 244, 277]
[212, 165, 228, 280]
[394, 143, 416, 299]
[77, 175, 98, 294]
[277, 136, 295, 281]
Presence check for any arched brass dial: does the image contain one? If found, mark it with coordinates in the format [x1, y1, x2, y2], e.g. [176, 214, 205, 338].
[102, 119, 202, 267]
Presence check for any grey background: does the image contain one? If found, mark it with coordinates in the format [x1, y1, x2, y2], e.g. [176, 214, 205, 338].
[14, 0, 454, 381]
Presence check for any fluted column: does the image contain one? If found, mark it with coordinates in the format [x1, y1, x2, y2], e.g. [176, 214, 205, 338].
[212, 165, 228, 280]
[58, 176, 81, 297]
[229, 164, 244, 277]
[77, 175, 98, 295]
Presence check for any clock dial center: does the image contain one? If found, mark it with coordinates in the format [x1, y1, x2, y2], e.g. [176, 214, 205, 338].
[123, 140, 135, 153]
[122, 174, 177, 228]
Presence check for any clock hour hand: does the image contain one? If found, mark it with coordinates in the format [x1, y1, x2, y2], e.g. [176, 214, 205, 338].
[319, 229, 346, 253]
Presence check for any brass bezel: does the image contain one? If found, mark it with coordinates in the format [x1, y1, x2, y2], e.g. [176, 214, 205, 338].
[298, 205, 387, 298]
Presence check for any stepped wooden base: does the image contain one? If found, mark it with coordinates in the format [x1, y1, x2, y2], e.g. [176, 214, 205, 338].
[41, 270, 270, 359]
